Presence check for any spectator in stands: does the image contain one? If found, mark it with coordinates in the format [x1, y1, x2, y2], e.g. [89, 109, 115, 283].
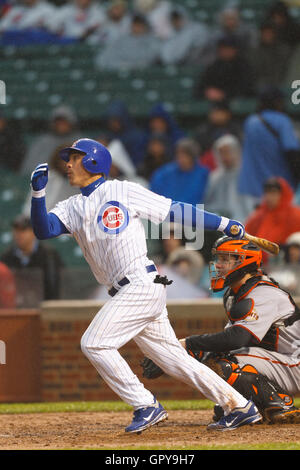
[268, 231, 300, 296]
[283, 232, 300, 265]
[22, 144, 79, 216]
[156, 223, 224, 298]
[0, 113, 25, 172]
[104, 100, 146, 167]
[263, 1, 300, 48]
[158, 247, 209, 299]
[0, 215, 64, 300]
[194, 35, 255, 102]
[245, 177, 300, 263]
[133, 0, 172, 39]
[155, 223, 219, 298]
[238, 87, 300, 201]
[204, 134, 254, 223]
[20, 105, 81, 176]
[159, 222, 185, 263]
[95, 13, 160, 70]
[138, 134, 171, 180]
[166, 247, 206, 287]
[97, 133, 148, 187]
[89, 0, 131, 44]
[0, 0, 56, 34]
[142, 103, 185, 157]
[47, 0, 105, 42]
[193, 100, 242, 171]
[282, 31, 300, 92]
[0, 261, 16, 308]
[249, 21, 292, 91]
[294, 180, 300, 207]
[209, 6, 257, 55]
[159, 6, 210, 65]
[150, 137, 208, 205]
[0, 0, 11, 20]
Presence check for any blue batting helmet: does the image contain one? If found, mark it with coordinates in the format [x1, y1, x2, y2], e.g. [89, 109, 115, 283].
[59, 138, 112, 176]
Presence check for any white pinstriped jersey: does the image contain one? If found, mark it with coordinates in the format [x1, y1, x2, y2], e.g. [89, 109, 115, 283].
[50, 179, 172, 287]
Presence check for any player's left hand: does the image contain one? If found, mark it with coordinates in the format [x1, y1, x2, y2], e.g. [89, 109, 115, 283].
[223, 219, 245, 239]
[31, 163, 49, 191]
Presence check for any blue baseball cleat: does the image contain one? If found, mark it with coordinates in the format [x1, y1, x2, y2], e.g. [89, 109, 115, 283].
[125, 398, 168, 434]
[207, 400, 262, 431]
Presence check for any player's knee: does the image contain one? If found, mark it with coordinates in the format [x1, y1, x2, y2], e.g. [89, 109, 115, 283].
[80, 334, 111, 360]
[80, 335, 90, 358]
[80, 333, 98, 359]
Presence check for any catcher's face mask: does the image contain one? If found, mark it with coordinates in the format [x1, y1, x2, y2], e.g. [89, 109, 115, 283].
[209, 252, 242, 291]
[209, 237, 263, 291]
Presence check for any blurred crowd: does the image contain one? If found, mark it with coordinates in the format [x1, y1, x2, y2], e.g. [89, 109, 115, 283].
[2, 0, 300, 306]
[0, 0, 300, 73]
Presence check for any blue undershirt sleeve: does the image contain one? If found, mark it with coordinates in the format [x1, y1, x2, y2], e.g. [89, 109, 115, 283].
[168, 201, 222, 231]
[31, 196, 69, 239]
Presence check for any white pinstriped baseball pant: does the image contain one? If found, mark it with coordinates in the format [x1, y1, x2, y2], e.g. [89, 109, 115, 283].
[81, 271, 248, 414]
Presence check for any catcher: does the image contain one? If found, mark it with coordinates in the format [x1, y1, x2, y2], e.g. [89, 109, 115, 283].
[142, 236, 300, 424]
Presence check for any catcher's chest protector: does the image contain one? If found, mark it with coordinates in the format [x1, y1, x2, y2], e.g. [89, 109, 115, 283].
[223, 275, 300, 352]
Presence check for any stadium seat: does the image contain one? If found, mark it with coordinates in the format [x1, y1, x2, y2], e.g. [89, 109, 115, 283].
[0, 0, 279, 122]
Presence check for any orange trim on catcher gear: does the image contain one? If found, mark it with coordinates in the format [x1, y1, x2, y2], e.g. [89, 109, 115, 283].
[241, 364, 258, 374]
[275, 409, 300, 416]
[187, 348, 195, 358]
[234, 353, 300, 368]
[278, 394, 293, 406]
[226, 362, 240, 386]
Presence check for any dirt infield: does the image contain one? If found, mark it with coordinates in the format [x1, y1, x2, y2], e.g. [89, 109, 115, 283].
[0, 410, 298, 449]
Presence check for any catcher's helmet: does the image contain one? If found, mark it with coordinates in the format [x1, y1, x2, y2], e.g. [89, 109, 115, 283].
[209, 236, 262, 291]
[59, 138, 112, 176]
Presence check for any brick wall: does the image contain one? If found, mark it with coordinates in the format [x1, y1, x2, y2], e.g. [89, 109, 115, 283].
[0, 310, 41, 402]
[41, 300, 227, 402]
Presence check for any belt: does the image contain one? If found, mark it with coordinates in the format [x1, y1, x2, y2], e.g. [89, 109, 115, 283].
[108, 265, 157, 297]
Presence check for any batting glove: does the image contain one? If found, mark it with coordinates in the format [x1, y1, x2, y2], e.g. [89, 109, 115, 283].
[31, 163, 49, 192]
[223, 219, 245, 239]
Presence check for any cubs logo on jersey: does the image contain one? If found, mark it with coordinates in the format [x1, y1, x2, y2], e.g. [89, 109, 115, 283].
[97, 200, 129, 234]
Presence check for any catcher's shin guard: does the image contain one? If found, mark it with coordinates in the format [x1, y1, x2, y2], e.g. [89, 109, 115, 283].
[207, 357, 299, 423]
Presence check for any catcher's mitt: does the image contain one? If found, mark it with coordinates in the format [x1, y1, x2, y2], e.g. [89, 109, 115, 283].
[140, 348, 216, 379]
[141, 357, 165, 379]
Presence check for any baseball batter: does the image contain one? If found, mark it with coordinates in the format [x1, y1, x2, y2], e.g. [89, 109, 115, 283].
[143, 237, 300, 425]
[30, 138, 262, 432]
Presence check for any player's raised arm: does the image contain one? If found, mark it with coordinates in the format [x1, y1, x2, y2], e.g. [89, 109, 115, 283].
[30, 163, 69, 239]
